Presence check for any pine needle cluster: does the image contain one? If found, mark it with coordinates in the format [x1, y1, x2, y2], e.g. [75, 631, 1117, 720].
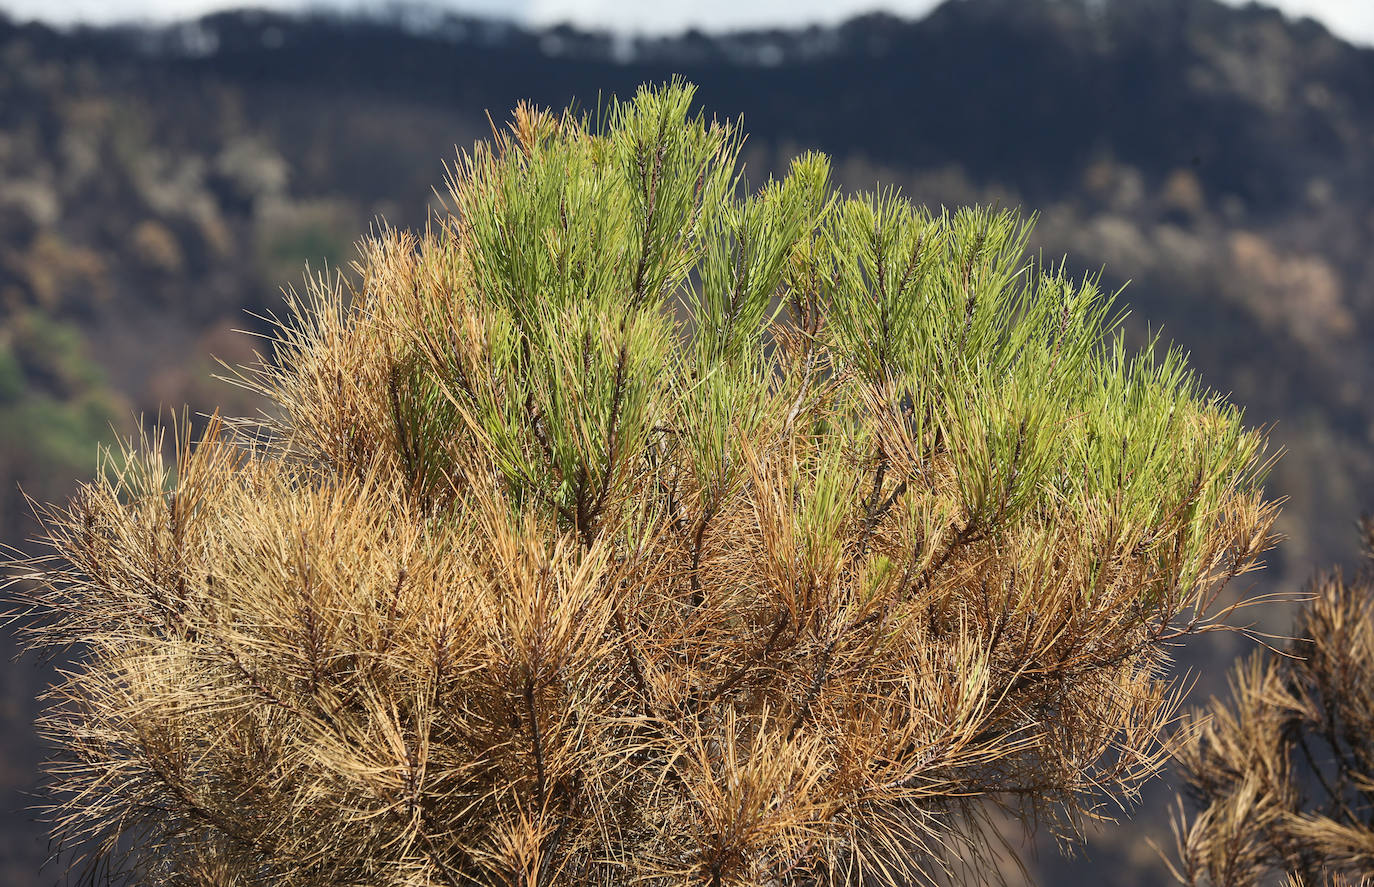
[9, 81, 1279, 886]
[1170, 517, 1374, 887]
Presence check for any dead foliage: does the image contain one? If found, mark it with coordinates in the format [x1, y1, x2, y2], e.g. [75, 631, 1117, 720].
[8, 81, 1279, 887]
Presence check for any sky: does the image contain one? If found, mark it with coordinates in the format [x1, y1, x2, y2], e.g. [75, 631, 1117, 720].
[2, 0, 1374, 47]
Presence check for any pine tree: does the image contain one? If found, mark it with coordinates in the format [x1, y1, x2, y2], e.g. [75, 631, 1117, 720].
[1170, 516, 1374, 887]
[9, 80, 1278, 886]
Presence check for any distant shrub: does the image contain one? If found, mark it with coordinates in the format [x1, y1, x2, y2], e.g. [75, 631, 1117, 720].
[0, 311, 126, 541]
[10, 81, 1278, 886]
[0, 342, 22, 403]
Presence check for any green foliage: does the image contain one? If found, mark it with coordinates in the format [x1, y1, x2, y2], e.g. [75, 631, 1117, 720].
[0, 394, 116, 477]
[8, 310, 105, 397]
[368, 80, 1268, 587]
[0, 312, 123, 498]
[0, 341, 23, 404]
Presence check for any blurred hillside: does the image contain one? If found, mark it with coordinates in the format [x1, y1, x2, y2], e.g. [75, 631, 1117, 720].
[1, 0, 1372, 883]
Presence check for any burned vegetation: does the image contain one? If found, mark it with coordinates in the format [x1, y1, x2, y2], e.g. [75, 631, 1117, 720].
[9, 82, 1277, 886]
[1172, 517, 1374, 887]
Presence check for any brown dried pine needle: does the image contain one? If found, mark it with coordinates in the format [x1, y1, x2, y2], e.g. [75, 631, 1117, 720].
[7, 80, 1279, 887]
[1170, 516, 1374, 887]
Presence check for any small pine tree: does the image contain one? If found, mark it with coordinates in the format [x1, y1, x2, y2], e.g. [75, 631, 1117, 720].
[1169, 516, 1374, 887]
[9, 81, 1279, 886]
